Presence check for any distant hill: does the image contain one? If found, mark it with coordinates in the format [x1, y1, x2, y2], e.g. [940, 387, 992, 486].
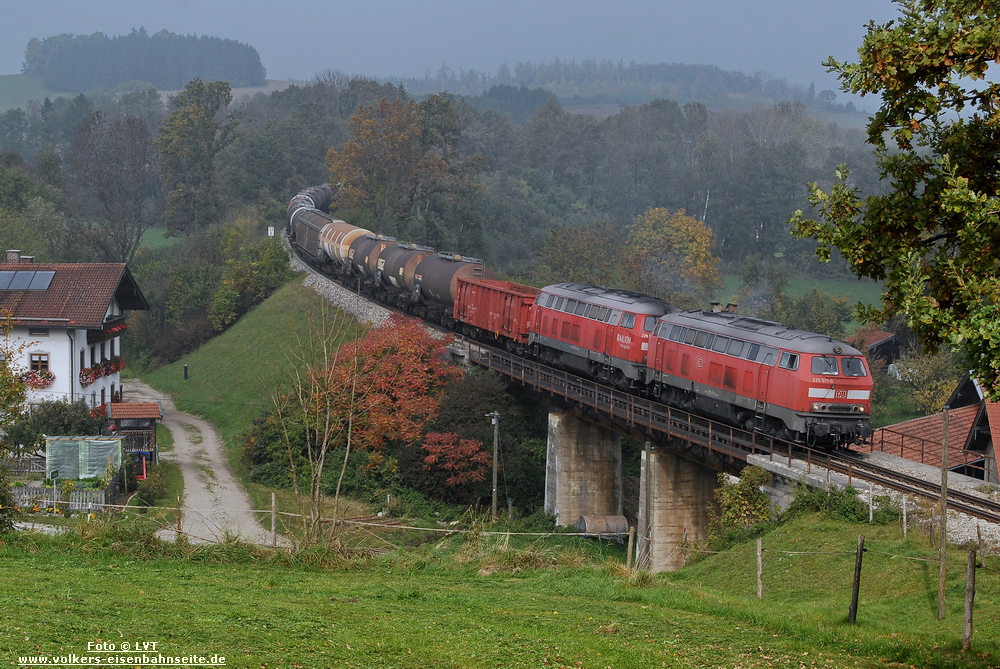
[22, 28, 266, 92]
[391, 59, 866, 116]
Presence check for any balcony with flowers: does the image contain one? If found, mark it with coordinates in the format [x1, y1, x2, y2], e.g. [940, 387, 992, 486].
[79, 355, 125, 388]
[87, 316, 128, 344]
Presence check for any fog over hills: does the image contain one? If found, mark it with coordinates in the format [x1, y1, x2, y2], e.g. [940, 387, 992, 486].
[6, 0, 898, 100]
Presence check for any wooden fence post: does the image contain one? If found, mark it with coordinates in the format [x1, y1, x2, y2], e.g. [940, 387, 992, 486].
[963, 550, 977, 652]
[626, 526, 635, 570]
[271, 492, 277, 548]
[848, 535, 865, 624]
[756, 538, 763, 600]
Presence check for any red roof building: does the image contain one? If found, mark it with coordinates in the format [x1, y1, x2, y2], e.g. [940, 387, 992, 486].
[0, 251, 148, 410]
[860, 377, 998, 483]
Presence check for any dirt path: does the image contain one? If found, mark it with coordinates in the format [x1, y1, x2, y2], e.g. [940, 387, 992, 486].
[124, 380, 273, 545]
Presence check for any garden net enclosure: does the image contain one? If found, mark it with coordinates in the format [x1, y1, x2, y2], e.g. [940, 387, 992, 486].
[44, 436, 122, 479]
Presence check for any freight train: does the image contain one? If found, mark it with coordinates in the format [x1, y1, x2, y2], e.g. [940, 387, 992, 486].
[288, 186, 873, 447]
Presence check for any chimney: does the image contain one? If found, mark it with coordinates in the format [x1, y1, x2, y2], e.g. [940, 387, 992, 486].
[725, 303, 738, 313]
[5, 250, 20, 264]
[20, 256, 33, 264]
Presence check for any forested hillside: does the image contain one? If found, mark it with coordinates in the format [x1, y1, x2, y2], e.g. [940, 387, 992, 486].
[0, 68, 888, 365]
[395, 59, 860, 114]
[22, 29, 266, 91]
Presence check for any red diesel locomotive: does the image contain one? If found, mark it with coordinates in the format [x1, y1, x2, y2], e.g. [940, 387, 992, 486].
[449, 278, 871, 444]
[288, 187, 872, 446]
[647, 309, 871, 445]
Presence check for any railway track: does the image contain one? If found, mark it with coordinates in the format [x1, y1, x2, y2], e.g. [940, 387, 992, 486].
[290, 238, 1000, 526]
[816, 449, 1000, 524]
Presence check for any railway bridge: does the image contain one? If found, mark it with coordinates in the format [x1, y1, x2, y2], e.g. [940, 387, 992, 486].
[460, 340, 796, 572]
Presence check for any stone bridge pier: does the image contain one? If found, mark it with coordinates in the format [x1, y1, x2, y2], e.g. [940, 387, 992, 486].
[635, 445, 716, 572]
[544, 410, 623, 524]
[543, 409, 718, 572]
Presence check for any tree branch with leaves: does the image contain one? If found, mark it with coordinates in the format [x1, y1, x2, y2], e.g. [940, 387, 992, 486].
[790, 0, 1000, 395]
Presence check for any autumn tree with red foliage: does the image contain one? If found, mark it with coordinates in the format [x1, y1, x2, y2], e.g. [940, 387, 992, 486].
[421, 432, 491, 487]
[322, 314, 459, 453]
[269, 312, 457, 538]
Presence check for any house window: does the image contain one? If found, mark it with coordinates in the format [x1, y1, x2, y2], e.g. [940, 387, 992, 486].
[30, 353, 49, 372]
[28, 328, 49, 337]
[80, 349, 85, 370]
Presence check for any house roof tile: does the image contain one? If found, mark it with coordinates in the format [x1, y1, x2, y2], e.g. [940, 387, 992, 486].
[109, 403, 163, 420]
[0, 262, 148, 329]
[859, 404, 981, 467]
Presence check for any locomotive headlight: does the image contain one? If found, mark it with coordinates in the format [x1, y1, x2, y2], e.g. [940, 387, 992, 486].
[853, 405, 866, 413]
[812, 403, 828, 412]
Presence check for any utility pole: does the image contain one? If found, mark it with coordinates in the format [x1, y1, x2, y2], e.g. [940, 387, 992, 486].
[486, 411, 500, 518]
[939, 406, 950, 620]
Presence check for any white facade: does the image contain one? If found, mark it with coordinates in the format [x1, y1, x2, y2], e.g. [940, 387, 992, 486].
[9, 300, 126, 410]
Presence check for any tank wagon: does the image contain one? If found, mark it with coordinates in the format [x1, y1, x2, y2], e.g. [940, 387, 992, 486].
[287, 187, 872, 446]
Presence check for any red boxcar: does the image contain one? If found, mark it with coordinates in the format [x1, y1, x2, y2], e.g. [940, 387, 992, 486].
[454, 278, 539, 350]
[647, 309, 872, 445]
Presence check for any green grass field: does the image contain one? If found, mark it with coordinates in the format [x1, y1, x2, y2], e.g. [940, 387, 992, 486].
[144, 278, 365, 460]
[0, 513, 996, 668]
[0, 74, 74, 112]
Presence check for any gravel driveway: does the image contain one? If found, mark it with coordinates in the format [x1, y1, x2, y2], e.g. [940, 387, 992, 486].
[124, 380, 274, 545]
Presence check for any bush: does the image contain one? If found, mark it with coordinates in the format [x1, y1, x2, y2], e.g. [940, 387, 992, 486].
[0, 466, 18, 533]
[133, 465, 168, 511]
[785, 485, 901, 525]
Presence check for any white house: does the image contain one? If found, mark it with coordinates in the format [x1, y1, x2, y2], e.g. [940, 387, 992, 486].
[0, 250, 149, 411]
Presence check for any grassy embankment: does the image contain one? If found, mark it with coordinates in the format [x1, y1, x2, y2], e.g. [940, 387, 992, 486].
[141, 276, 367, 520]
[1, 511, 997, 667]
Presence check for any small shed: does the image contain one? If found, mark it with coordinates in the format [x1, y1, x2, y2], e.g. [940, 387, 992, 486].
[109, 402, 163, 468]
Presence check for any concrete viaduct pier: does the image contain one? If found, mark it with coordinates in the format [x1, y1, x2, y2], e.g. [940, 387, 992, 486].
[543, 409, 717, 572]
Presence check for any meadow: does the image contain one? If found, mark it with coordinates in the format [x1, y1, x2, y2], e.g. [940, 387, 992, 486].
[1, 511, 997, 668]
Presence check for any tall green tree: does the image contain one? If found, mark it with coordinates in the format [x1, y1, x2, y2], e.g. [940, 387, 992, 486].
[790, 0, 1000, 395]
[157, 78, 239, 235]
[67, 112, 161, 263]
[625, 207, 721, 308]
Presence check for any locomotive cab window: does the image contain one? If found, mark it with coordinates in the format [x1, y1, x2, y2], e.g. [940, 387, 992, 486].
[841, 357, 868, 377]
[554, 297, 564, 311]
[727, 339, 744, 356]
[669, 325, 683, 341]
[812, 356, 839, 375]
[621, 313, 636, 329]
[778, 352, 799, 370]
[684, 328, 698, 344]
[644, 316, 657, 332]
[574, 301, 588, 316]
[565, 299, 577, 314]
[711, 336, 729, 353]
[694, 330, 710, 348]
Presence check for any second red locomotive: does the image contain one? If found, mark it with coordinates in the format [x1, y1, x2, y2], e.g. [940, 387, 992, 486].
[287, 187, 872, 447]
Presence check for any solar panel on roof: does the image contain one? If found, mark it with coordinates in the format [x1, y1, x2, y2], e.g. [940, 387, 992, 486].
[27, 271, 54, 290]
[7, 271, 33, 290]
[0, 270, 56, 291]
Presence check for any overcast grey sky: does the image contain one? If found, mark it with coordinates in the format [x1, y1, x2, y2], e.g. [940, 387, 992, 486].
[4, 0, 900, 93]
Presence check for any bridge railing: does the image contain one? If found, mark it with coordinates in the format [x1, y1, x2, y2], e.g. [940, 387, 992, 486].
[465, 341, 794, 470]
